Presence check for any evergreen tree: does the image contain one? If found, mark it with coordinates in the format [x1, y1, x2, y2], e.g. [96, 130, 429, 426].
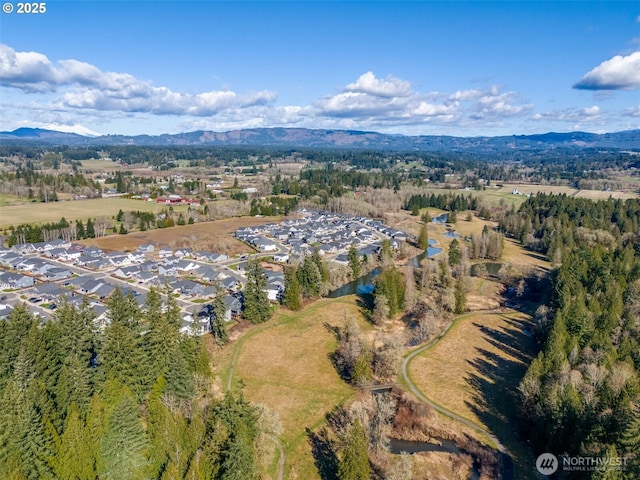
[297, 256, 321, 298]
[52, 403, 95, 480]
[282, 266, 302, 311]
[338, 419, 370, 480]
[100, 289, 147, 397]
[418, 222, 429, 250]
[210, 292, 229, 345]
[243, 260, 272, 324]
[98, 385, 148, 480]
[75, 220, 85, 240]
[85, 218, 95, 238]
[448, 238, 461, 266]
[375, 267, 406, 317]
[310, 248, 329, 285]
[348, 244, 361, 279]
[454, 276, 467, 314]
[144, 288, 178, 384]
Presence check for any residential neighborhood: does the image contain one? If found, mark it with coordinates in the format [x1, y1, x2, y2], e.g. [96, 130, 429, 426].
[0, 210, 409, 336]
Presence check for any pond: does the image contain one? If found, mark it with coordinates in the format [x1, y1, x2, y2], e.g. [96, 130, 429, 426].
[444, 230, 460, 238]
[327, 268, 379, 298]
[406, 247, 443, 268]
[389, 438, 481, 480]
[389, 437, 459, 454]
[433, 213, 448, 224]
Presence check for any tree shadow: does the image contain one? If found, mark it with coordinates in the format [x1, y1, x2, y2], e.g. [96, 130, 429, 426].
[356, 293, 374, 323]
[307, 427, 338, 480]
[463, 341, 537, 479]
[471, 317, 535, 364]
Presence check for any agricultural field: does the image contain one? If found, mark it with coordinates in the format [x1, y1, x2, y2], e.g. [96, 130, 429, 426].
[0, 193, 26, 207]
[0, 197, 192, 229]
[79, 158, 121, 171]
[224, 297, 369, 479]
[427, 183, 639, 211]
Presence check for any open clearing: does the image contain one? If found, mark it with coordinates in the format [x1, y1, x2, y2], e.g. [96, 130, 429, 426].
[409, 310, 538, 479]
[230, 297, 369, 480]
[0, 197, 192, 228]
[427, 183, 638, 210]
[79, 216, 280, 253]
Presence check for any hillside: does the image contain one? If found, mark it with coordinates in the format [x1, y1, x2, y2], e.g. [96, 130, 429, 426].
[1, 127, 638, 152]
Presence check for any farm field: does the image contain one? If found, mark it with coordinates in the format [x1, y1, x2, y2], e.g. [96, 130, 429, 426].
[79, 158, 121, 170]
[0, 197, 191, 228]
[427, 183, 639, 210]
[408, 309, 539, 480]
[79, 216, 280, 253]
[228, 297, 368, 480]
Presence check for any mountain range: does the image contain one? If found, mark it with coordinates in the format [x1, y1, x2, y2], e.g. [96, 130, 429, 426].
[1, 127, 639, 152]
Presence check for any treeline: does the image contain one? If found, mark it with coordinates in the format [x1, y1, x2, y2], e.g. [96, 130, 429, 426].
[404, 192, 479, 214]
[6, 217, 109, 245]
[0, 288, 276, 480]
[0, 166, 101, 199]
[249, 196, 299, 216]
[499, 194, 640, 260]
[515, 194, 640, 478]
[299, 167, 401, 198]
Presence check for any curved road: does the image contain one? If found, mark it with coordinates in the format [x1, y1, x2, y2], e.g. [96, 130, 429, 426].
[401, 309, 513, 479]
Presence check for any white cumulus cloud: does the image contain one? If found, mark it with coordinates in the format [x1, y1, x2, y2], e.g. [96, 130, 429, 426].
[0, 44, 276, 115]
[573, 51, 640, 90]
[345, 71, 413, 98]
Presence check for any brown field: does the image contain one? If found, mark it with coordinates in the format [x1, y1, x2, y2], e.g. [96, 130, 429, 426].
[409, 310, 538, 479]
[79, 216, 281, 253]
[232, 297, 368, 480]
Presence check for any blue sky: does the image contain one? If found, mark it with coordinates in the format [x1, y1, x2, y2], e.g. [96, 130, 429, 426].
[1, 1, 639, 136]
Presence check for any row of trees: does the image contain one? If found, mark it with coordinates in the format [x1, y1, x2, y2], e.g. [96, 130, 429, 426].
[5, 217, 110, 246]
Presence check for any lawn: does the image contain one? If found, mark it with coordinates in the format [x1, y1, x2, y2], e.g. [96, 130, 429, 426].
[228, 297, 370, 480]
[409, 310, 539, 480]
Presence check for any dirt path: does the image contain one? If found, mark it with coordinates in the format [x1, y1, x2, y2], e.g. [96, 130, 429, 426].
[401, 309, 514, 480]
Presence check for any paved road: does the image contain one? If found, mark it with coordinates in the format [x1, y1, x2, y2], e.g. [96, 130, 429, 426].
[401, 309, 514, 480]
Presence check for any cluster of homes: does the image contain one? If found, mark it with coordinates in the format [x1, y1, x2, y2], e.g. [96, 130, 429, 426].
[0, 238, 285, 335]
[235, 209, 409, 263]
[0, 210, 409, 336]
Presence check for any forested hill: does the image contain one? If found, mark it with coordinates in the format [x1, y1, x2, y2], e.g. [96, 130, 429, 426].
[1, 127, 638, 152]
[509, 194, 640, 478]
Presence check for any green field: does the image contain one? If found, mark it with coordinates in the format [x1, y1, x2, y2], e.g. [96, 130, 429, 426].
[224, 297, 370, 480]
[0, 197, 190, 228]
[79, 158, 121, 170]
[426, 183, 639, 209]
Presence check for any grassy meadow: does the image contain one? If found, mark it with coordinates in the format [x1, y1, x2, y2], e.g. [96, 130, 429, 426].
[0, 197, 191, 229]
[408, 310, 539, 480]
[224, 297, 370, 480]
